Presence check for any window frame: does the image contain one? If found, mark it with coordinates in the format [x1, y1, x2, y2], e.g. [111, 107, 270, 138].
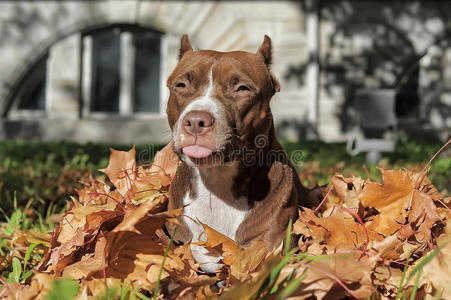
[81, 25, 166, 120]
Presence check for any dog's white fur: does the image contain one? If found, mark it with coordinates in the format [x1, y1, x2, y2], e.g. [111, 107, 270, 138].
[183, 168, 249, 272]
[174, 67, 218, 142]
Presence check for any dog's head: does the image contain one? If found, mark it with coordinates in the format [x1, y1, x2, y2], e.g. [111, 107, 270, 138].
[166, 35, 280, 168]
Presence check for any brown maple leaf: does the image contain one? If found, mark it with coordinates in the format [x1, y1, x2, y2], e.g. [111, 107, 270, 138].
[360, 169, 441, 246]
[103, 196, 182, 287]
[230, 239, 269, 281]
[196, 223, 240, 266]
[329, 174, 365, 210]
[294, 208, 380, 251]
[100, 145, 178, 206]
[100, 146, 138, 197]
[0, 272, 55, 300]
[360, 169, 414, 237]
[62, 235, 107, 279]
[416, 212, 451, 299]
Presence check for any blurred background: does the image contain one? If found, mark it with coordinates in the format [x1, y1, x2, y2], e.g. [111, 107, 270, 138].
[0, 1, 449, 218]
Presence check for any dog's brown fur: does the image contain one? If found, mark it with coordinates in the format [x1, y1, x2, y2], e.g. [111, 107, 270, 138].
[166, 35, 314, 250]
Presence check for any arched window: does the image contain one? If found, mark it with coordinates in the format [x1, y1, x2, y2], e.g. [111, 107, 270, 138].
[82, 25, 163, 116]
[7, 54, 48, 118]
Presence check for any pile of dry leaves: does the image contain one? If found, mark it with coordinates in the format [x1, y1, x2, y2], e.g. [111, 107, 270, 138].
[1, 144, 450, 299]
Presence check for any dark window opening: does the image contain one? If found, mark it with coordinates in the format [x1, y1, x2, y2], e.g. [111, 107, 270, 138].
[395, 67, 420, 118]
[17, 57, 47, 110]
[91, 29, 121, 112]
[85, 25, 162, 114]
[133, 32, 161, 113]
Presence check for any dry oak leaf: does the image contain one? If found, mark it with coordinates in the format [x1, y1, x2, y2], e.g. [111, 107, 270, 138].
[360, 169, 440, 241]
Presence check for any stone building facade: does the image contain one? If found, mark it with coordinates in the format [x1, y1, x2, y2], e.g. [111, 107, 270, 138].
[0, 1, 449, 144]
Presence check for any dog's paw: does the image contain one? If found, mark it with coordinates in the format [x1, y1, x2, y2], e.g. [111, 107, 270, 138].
[190, 244, 223, 273]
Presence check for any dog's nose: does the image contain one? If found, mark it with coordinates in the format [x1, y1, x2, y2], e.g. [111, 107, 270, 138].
[183, 111, 215, 136]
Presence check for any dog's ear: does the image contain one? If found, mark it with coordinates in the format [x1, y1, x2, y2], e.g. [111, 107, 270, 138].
[257, 35, 272, 66]
[258, 35, 280, 93]
[270, 72, 281, 93]
[179, 34, 193, 60]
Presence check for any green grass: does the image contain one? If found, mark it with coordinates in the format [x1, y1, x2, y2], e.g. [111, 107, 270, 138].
[0, 136, 448, 221]
[45, 279, 80, 300]
[0, 140, 164, 219]
[281, 134, 450, 189]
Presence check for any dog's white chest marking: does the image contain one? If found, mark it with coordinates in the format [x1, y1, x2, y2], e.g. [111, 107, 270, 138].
[183, 168, 249, 272]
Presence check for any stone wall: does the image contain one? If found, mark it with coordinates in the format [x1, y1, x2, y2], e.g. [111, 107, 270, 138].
[318, 1, 451, 140]
[0, 1, 449, 144]
[0, 1, 313, 143]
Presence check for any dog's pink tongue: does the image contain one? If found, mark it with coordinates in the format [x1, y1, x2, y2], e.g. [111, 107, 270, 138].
[183, 145, 213, 159]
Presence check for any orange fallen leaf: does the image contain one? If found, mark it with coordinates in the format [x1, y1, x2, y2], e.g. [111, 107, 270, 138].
[360, 169, 415, 237]
[295, 208, 380, 251]
[197, 223, 240, 266]
[100, 146, 137, 197]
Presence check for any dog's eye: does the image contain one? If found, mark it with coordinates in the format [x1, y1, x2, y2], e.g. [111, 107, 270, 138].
[236, 85, 250, 92]
[175, 82, 186, 88]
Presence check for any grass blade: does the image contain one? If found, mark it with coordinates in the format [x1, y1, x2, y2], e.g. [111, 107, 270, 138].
[120, 283, 130, 300]
[269, 269, 295, 295]
[20, 270, 33, 282]
[258, 256, 291, 300]
[433, 286, 443, 300]
[276, 270, 306, 300]
[45, 279, 80, 300]
[23, 243, 39, 270]
[407, 244, 445, 281]
[133, 287, 151, 300]
[409, 270, 422, 300]
[284, 219, 293, 257]
[12, 257, 22, 283]
[394, 257, 411, 300]
[153, 226, 178, 300]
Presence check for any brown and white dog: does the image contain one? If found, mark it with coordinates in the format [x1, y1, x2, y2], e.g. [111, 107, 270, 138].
[166, 35, 311, 271]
